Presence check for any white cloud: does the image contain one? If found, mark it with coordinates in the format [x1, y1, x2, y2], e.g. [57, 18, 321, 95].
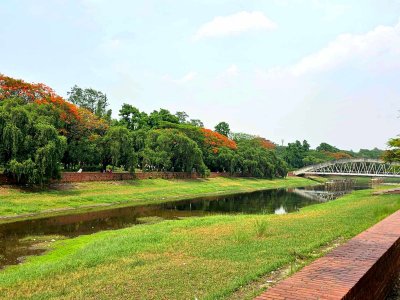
[292, 21, 400, 75]
[164, 71, 197, 84]
[193, 11, 277, 41]
[261, 20, 400, 78]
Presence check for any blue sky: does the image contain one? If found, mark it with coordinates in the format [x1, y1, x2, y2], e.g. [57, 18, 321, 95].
[1, 0, 400, 150]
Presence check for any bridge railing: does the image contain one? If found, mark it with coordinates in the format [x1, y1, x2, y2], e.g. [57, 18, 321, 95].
[293, 159, 400, 178]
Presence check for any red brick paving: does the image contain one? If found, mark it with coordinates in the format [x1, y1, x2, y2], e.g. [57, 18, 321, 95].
[255, 210, 400, 300]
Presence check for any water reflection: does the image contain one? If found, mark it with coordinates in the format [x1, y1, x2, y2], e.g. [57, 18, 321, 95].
[0, 180, 370, 269]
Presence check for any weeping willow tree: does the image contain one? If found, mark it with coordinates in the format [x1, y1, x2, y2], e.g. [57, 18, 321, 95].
[141, 129, 207, 174]
[100, 126, 137, 172]
[0, 99, 66, 184]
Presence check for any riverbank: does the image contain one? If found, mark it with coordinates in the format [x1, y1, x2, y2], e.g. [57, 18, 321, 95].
[0, 185, 399, 299]
[0, 177, 315, 222]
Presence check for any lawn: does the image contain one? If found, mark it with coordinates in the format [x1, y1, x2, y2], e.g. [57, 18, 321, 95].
[0, 185, 399, 299]
[0, 177, 315, 220]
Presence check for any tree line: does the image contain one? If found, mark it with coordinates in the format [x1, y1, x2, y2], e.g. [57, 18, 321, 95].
[0, 74, 395, 184]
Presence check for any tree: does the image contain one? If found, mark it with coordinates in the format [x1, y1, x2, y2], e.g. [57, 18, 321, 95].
[282, 140, 309, 169]
[357, 148, 384, 159]
[0, 74, 56, 103]
[175, 111, 189, 123]
[214, 121, 230, 137]
[189, 119, 204, 127]
[233, 139, 287, 178]
[119, 103, 148, 131]
[384, 136, 400, 162]
[201, 128, 237, 152]
[67, 85, 111, 119]
[254, 137, 276, 150]
[0, 99, 66, 184]
[101, 126, 137, 171]
[302, 140, 310, 152]
[0, 74, 80, 124]
[148, 109, 179, 128]
[316, 142, 339, 153]
[141, 129, 207, 174]
[230, 132, 256, 142]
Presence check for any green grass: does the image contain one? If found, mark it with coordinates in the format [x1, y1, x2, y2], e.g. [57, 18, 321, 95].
[0, 177, 314, 221]
[0, 185, 399, 299]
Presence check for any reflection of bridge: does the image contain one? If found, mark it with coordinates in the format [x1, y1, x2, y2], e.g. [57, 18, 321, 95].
[291, 188, 347, 202]
[294, 159, 400, 178]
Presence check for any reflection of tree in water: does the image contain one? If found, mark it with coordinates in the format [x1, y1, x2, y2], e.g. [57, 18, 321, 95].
[165, 189, 318, 215]
[0, 187, 346, 269]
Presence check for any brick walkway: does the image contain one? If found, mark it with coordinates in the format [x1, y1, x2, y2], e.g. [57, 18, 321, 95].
[255, 210, 400, 300]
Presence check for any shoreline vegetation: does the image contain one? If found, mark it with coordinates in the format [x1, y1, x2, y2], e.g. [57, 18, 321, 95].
[0, 183, 399, 299]
[0, 75, 387, 187]
[0, 177, 315, 223]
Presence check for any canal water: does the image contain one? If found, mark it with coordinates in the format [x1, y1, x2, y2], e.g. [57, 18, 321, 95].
[0, 179, 370, 270]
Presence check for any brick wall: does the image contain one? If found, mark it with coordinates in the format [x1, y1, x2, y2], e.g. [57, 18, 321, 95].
[0, 171, 246, 184]
[255, 210, 400, 300]
[0, 174, 15, 184]
[55, 171, 200, 183]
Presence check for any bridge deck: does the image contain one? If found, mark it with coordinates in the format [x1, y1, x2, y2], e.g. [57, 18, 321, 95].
[294, 159, 400, 177]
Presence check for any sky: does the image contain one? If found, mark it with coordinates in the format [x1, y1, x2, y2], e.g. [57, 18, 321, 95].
[1, 0, 400, 151]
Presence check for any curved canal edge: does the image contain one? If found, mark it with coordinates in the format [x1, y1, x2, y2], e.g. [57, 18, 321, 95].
[255, 209, 400, 300]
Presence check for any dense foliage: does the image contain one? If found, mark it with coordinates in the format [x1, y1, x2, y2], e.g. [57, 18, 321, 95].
[384, 136, 400, 163]
[0, 74, 384, 183]
[0, 99, 66, 184]
[214, 121, 230, 137]
[277, 140, 384, 170]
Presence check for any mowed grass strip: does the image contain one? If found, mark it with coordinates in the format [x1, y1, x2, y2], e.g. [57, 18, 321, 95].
[0, 177, 314, 218]
[0, 187, 399, 299]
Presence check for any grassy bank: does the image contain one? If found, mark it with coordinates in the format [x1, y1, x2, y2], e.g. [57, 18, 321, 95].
[0, 185, 399, 299]
[0, 177, 314, 220]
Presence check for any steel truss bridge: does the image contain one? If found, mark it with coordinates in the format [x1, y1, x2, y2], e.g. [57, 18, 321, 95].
[293, 159, 400, 178]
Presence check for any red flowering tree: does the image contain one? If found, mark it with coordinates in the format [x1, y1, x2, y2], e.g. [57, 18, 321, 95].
[200, 128, 237, 172]
[200, 128, 237, 153]
[324, 151, 352, 160]
[0, 74, 109, 171]
[254, 137, 276, 150]
[0, 74, 80, 125]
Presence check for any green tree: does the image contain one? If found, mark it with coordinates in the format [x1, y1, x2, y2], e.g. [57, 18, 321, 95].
[101, 126, 137, 171]
[316, 142, 339, 153]
[65, 135, 102, 170]
[213, 147, 236, 173]
[302, 140, 310, 152]
[0, 99, 66, 184]
[233, 139, 287, 178]
[384, 137, 400, 162]
[230, 132, 256, 142]
[119, 103, 148, 131]
[141, 129, 207, 174]
[214, 121, 230, 137]
[67, 85, 111, 119]
[148, 109, 180, 128]
[357, 148, 384, 159]
[282, 140, 310, 169]
[175, 111, 189, 123]
[189, 119, 204, 127]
